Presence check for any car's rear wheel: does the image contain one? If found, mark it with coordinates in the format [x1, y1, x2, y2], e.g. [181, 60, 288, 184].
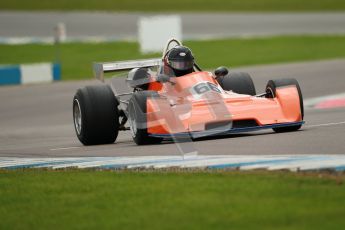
[217, 72, 256, 96]
[265, 78, 304, 133]
[73, 85, 120, 145]
[128, 91, 163, 145]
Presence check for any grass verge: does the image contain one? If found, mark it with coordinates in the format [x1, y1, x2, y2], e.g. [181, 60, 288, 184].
[1, 35, 345, 80]
[1, 0, 345, 12]
[0, 170, 344, 229]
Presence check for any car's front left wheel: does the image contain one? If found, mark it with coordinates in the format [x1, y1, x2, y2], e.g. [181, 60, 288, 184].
[73, 85, 120, 145]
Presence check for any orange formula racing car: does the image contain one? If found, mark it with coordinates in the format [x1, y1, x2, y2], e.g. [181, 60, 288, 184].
[73, 38, 304, 145]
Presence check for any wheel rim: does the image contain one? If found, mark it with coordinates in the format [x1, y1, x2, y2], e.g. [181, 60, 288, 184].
[128, 103, 137, 138]
[73, 99, 82, 135]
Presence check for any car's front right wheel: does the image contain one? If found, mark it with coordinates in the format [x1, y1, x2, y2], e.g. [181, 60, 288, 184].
[265, 78, 304, 133]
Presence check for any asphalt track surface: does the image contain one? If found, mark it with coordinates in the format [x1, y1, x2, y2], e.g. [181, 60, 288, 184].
[1, 12, 345, 40]
[0, 59, 345, 157]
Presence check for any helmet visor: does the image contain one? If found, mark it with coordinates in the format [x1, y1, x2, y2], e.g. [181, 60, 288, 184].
[169, 60, 194, 71]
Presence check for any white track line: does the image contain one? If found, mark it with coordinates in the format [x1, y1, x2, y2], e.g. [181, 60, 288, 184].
[50, 147, 81, 151]
[48, 122, 345, 153]
[306, 121, 345, 128]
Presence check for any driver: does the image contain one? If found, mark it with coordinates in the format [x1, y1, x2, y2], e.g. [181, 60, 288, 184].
[164, 46, 195, 77]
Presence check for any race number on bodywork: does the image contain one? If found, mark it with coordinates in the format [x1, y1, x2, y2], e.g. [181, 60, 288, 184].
[189, 81, 223, 99]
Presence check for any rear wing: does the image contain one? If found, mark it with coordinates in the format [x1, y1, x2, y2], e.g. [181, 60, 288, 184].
[93, 58, 162, 82]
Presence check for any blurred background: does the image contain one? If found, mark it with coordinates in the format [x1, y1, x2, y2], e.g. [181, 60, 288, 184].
[1, 0, 345, 81]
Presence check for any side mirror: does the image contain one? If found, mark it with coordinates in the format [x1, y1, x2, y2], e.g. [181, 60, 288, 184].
[156, 74, 170, 83]
[156, 74, 176, 85]
[214, 66, 229, 78]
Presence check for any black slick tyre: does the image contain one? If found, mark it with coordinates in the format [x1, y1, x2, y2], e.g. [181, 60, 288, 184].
[73, 85, 119, 145]
[217, 72, 256, 95]
[265, 78, 304, 133]
[127, 91, 163, 145]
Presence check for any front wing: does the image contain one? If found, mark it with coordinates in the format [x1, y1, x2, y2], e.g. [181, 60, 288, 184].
[149, 121, 305, 139]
